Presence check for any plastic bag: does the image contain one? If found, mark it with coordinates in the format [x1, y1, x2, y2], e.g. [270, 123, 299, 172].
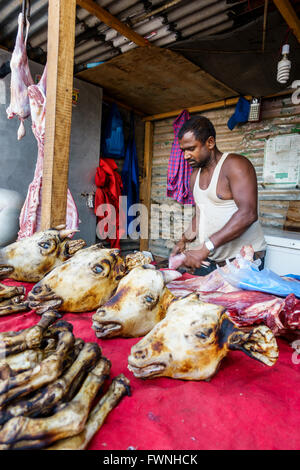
[218, 256, 300, 298]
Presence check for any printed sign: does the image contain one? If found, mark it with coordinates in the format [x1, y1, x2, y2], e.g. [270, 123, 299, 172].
[263, 134, 300, 187]
[72, 88, 79, 107]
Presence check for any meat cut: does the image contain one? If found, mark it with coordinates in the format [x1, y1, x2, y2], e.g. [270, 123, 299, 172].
[167, 245, 300, 336]
[7, 12, 79, 239]
[6, 13, 33, 140]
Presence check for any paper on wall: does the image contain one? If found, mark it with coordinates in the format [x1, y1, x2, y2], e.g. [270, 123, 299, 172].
[263, 134, 300, 188]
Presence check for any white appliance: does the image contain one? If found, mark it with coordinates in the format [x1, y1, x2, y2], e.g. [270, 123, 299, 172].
[264, 227, 300, 276]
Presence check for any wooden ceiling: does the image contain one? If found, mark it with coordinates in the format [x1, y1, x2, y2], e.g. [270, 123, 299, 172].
[76, 45, 238, 115]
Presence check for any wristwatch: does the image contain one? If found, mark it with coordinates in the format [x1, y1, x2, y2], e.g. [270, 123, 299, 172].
[204, 238, 215, 255]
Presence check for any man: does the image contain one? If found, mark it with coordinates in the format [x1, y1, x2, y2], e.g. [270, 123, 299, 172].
[171, 115, 266, 275]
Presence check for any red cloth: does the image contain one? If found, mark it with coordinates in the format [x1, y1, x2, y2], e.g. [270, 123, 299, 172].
[1, 278, 300, 450]
[94, 158, 124, 249]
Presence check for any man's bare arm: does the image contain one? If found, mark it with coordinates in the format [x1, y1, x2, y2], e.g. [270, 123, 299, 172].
[209, 155, 258, 248]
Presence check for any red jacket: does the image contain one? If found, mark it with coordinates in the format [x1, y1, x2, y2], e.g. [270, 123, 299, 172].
[94, 158, 124, 249]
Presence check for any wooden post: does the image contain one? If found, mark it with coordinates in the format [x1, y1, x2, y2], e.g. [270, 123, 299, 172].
[140, 121, 153, 251]
[41, 0, 76, 230]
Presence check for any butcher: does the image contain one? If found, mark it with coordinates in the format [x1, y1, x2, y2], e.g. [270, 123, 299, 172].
[170, 115, 266, 275]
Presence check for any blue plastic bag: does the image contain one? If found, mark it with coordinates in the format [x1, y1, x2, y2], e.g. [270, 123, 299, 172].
[102, 103, 125, 159]
[218, 256, 300, 298]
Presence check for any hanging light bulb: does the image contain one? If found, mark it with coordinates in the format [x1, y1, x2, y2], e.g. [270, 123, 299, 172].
[277, 44, 291, 84]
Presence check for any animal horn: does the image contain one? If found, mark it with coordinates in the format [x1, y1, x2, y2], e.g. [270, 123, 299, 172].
[54, 224, 66, 231]
[59, 229, 80, 240]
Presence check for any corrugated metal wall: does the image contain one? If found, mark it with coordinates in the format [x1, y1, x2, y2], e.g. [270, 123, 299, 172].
[149, 94, 300, 258]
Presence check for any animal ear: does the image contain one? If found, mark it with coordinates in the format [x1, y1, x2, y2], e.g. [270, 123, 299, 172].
[62, 239, 86, 258]
[227, 322, 279, 367]
[161, 269, 182, 285]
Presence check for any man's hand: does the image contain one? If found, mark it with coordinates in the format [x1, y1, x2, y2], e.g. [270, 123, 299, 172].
[183, 245, 210, 269]
[171, 239, 186, 256]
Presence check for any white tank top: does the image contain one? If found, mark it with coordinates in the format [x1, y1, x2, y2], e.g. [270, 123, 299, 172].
[193, 152, 266, 262]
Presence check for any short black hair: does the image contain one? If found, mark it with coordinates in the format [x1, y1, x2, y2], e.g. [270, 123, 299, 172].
[178, 115, 216, 143]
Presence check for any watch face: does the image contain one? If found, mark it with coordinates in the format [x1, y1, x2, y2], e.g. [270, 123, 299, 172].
[205, 239, 214, 253]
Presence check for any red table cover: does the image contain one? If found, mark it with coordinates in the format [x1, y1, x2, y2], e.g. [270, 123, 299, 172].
[1, 279, 300, 451]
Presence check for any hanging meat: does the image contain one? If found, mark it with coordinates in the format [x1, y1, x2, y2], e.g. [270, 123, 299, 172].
[6, 11, 79, 239]
[6, 13, 33, 140]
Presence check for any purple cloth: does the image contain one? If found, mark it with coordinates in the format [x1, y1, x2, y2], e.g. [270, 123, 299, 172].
[166, 110, 194, 205]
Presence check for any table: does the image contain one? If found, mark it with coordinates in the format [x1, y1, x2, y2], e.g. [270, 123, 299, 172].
[0, 279, 299, 450]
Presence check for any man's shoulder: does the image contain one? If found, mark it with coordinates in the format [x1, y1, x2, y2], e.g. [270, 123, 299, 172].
[223, 152, 254, 172]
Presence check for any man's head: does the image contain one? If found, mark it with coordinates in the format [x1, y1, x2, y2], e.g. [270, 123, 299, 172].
[178, 116, 216, 168]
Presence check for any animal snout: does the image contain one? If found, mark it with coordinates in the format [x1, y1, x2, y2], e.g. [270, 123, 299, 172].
[28, 283, 54, 301]
[133, 348, 149, 361]
[93, 308, 108, 322]
[31, 285, 43, 295]
[96, 308, 106, 316]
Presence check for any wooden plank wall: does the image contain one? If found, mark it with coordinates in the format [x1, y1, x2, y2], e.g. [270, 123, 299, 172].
[149, 95, 300, 258]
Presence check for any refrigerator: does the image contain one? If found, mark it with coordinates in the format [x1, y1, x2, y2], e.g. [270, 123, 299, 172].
[264, 227, 300, 276]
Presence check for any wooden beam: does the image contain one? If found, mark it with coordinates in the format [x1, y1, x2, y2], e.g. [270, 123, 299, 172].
[143, 96, 252, 122]
[76, 0, 149, 47]
[273, 0, 300, 43]
[140, 121, 154, 251]
[143, 89, 294, 122]
[41, 0, 76, 230]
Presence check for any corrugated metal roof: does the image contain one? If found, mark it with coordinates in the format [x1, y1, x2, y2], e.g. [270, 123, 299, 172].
[0, 0, 276, 70]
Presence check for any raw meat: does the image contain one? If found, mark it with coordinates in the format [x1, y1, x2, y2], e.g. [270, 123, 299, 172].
[7, 13, 79, 238]
[6, 13, 33, 140]
[18, 65, 79, 239]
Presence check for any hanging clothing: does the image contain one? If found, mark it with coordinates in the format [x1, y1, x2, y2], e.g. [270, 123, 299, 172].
[166, 109, 194, 205]
[94, 158, 123, 249]
[102, 103, 125, 159]
[121, 113, 139, 236]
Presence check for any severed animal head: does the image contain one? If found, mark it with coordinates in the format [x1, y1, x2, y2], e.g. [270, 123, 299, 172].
[128, 293, 279, 381]
[28, 244, 126, 314]
[0, 227, 86, 283]
[92, 266, 181, 338]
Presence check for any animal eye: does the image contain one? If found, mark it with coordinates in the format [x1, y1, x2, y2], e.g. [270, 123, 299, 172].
[39, 242, 51, 249]
[145, 295, 155, 303]
[93, 264, 104, 274]
[195, 328, 213, 340]
[196, 332, 207, 339]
